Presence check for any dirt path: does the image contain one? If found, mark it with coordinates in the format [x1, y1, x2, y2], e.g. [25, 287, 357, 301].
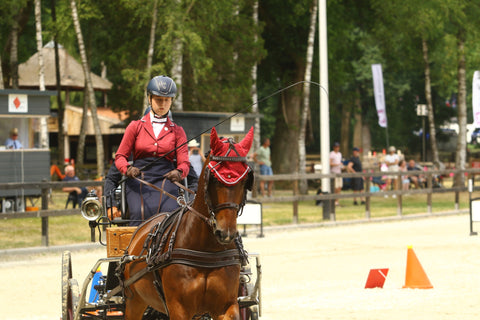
[1, 213, 479, 319]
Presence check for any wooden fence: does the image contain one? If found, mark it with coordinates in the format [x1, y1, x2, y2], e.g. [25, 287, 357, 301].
[253, 168, 480, 223]
[2, 168, 480, 246]
[0, 180, 103, 246]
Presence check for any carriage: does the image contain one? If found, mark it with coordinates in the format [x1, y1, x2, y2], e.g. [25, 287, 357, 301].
[61, 128, 262, 320]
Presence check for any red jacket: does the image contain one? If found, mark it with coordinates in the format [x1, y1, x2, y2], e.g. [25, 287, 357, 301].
[115, 113, 190, 178]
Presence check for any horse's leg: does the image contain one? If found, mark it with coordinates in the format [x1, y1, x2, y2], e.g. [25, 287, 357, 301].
[125, 275, 169, 319]
[217, 303, 240, 320]
[166, 301, 194, 320]
[124, 296, 148, 320]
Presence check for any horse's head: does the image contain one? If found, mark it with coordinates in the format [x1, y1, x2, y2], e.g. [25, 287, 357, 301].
[204, 126, 254, 245]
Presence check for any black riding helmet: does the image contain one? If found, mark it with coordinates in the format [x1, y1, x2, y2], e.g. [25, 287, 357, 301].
[146, 75, 177, 98]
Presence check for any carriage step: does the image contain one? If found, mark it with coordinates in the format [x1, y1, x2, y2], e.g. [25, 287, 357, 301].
[238, 297, 259, 308]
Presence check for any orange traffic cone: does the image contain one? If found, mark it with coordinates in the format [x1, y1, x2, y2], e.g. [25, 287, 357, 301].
[403, 245, 433, 289]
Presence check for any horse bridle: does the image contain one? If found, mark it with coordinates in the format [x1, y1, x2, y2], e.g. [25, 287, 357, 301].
[204, 138, 250, 224]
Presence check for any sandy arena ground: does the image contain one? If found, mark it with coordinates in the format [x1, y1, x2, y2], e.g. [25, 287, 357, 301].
[1, 213, 480, 319]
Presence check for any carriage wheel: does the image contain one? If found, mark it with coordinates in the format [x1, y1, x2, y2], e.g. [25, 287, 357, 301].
[62, 251, 78, 320]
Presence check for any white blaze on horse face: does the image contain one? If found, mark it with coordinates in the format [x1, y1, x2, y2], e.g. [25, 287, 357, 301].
[209, 183, 243, 245]
[214, 210, 237, 244]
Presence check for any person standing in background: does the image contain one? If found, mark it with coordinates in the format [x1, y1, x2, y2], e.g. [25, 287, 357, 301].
[385, 146, 400, 197]
[253, 138, 273, 197]
[329, 142, 343, 206]
[347, 147, 365, 205]
[188, 139, 205, 177]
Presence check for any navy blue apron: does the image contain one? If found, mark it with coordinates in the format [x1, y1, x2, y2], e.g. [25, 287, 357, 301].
[126, 157, 179, 226]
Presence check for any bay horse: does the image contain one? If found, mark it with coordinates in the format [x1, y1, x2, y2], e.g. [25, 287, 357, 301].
[121, 127, 254, 320]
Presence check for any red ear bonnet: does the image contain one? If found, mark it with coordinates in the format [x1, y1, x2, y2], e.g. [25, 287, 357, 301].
[208, 127, 254, 185]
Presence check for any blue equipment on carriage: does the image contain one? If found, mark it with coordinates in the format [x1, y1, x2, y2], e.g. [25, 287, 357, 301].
[88, 268, 103, 303]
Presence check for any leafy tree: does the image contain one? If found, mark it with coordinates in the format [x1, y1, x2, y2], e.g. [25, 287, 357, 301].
[69, 0, 105, 176]
[258, 0, 312, 174]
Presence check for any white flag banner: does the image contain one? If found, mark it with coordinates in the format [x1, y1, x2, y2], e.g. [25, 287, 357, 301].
[473, 71, 480, 127]
[371, 64, 388, 128]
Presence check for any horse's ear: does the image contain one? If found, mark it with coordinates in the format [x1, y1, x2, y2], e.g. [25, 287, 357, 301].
[210, 127, 221, 153]
[238, 127, 254, 152]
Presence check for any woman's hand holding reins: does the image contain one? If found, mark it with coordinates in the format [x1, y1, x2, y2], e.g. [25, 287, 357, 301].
[126, 166, 141, 178]
[164, 169, 182, 182]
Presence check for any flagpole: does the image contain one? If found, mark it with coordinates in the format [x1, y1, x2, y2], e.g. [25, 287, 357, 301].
[319, 0, 332, 220]
[386, 126, 389, 150]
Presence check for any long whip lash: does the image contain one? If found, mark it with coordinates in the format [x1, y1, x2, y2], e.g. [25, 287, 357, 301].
[119, 81, 327, 182]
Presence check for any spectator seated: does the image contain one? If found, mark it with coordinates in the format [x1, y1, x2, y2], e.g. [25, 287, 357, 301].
[372, 176, 387, 190]
[62, 165, 88, 208]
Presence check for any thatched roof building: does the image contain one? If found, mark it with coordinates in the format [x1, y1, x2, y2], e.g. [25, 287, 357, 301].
[18, 43, 112, 91]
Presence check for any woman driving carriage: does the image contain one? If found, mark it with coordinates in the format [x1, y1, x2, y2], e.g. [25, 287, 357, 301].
[115, 75, 190, 226]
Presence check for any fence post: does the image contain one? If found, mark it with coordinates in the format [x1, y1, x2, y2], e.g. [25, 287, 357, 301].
[41, 186, 49, 246]
[365, 174, 371, 219]
[427, 172, 432, 213]
[397, 172, 402, 216]
[293, 179, 299, 224]
[322, 178, 335, 221]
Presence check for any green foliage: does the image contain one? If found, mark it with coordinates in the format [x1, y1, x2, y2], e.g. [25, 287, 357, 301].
[3, 0, 480, 163]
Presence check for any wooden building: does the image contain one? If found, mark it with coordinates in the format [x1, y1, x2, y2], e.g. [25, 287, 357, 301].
[172, 111, 259, 156]
[0, 89, 55, 212]
[17, 42, 125, 164]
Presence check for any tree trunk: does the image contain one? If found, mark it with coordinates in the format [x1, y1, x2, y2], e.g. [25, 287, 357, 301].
[251, 1, 260, 151]
[35, 0, 45, 92]
[51, 0, 65, 166]
[298, 0, 318, 194]
[70, 0, 105, 177]
[455, 34, 467, 187]
[172, 39, 183, 111]
[76, 83, 89, 168]
[362, 122, 372, 158]
[10, 18, 19, 89]
[272, 71, 304, 176]
[101, 61, 108, 106]
[422, 38, 439, 165]
[340, 103, 351, 156]
[172, 0, 183, 112]
[0, 53, 4, 89]
[352, 89, 362, 150]
[34, 0, 49, 149]
[142, 0, 158, 114]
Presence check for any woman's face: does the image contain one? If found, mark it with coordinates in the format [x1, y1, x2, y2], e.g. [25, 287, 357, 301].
[151, 96, 172, 116]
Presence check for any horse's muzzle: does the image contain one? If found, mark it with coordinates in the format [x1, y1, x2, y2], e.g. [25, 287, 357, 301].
[214, 229, 236, 244]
